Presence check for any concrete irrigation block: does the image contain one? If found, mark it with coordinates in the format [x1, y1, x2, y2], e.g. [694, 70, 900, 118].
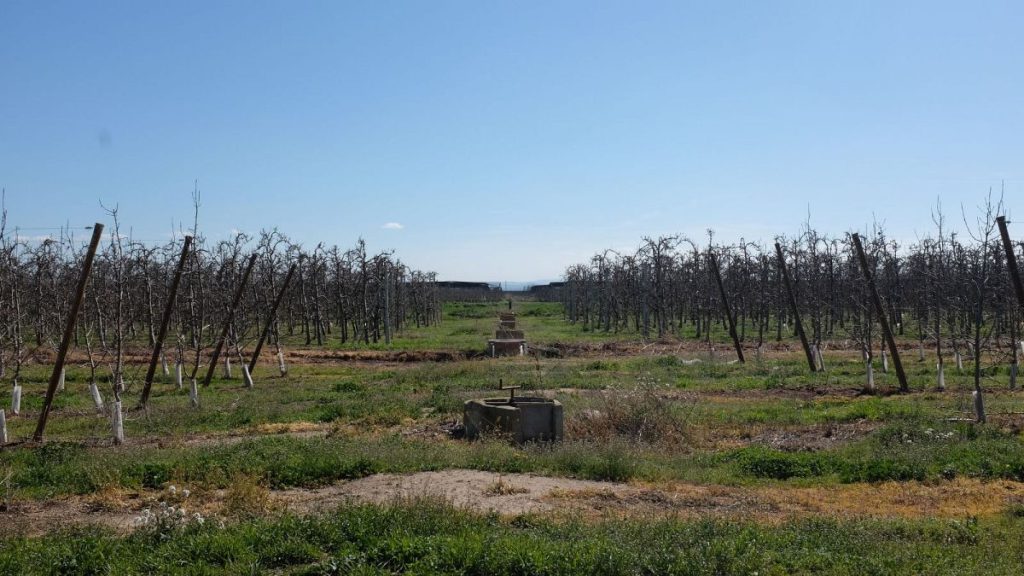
[464, 397, 563, 443]
[488, 338, 526, 357]
[499, 319, 517, 329]
[495, 329, 525, 339]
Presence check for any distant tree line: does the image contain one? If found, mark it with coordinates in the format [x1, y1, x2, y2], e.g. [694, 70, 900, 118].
[0, 196, 441, 410]
[559, 196, 1024, 405]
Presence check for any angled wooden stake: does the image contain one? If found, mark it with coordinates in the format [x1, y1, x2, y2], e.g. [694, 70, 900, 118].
[709, 251, 744, 362]
[204, 253, 258, 386]
[775, 242, 817, 372]
[138, 235, 192, 409]
[33, 223, 104, 442]
[997, 216, 1024, 307]
[851, 233, 909, 392]
[249, 262, 296, 374]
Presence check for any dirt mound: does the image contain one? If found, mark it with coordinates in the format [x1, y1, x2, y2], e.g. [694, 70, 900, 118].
[279, 470, 634, 516]
[274, 471, 1024, 521]
[5, 471, 1023, 536]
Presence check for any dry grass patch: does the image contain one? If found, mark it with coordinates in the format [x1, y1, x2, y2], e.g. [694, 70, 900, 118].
[222, 474, 276, 519]
[483, 477, 530, 496]
[250, 421, 324, 435]
[566, 375, 696, 447]
[760, 478, 1024, 519]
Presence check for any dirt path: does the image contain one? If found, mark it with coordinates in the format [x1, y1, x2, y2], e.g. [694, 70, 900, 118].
[281, 470, 1022, 522]
[4, 471, 1022, 536]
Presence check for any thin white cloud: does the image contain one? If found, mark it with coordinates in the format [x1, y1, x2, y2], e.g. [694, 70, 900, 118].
[381, 222, 404, 230]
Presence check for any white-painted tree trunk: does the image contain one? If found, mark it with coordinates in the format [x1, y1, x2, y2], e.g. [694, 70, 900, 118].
[223, 356, 232, 379]
[57, 367, 66, 392]
[756, 344, 764, 362]
[242, 364, 254, 388]
[919, 343, 925, 362]
[0, 409, 7, 445]
[111, 400, 124, 444]
[955, 351, 963, 372]
[175, 362, 183, 390]
[881, 349, 889, 373]
[973, 390, 986, 424]
[865, 361, 875, 392]
[161, 354, 169, 377]
[277, 351, 287, 377]
[189, 378, 199, 408]
[937, 363, 946, 391]
[814, 345, 825, 371]
[11, 384, 21, 416]
[89, 381, 105, 412]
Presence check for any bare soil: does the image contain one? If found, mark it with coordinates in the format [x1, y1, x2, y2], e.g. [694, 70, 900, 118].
[745, 421, 881, 451]
[4, 471, 1022, 536]
[288, 348, 476, 364]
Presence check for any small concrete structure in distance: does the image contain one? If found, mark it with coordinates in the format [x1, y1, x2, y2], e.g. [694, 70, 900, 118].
[488, 311, 526, 356]
[498, 311, 517, 329]
[464, 382, 563, 443]
[495, 329, 524, 339]
[488, 338, 526, 357]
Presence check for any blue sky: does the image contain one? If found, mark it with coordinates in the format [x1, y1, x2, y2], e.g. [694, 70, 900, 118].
[1, 1, 1021, 282]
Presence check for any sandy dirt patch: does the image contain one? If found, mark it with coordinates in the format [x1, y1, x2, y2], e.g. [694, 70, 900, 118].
[4, 471, 1022, 536]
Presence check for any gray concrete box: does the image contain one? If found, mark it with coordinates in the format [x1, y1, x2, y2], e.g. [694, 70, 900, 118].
[464, 397, 563, 443]
[488, 338, 525, 357]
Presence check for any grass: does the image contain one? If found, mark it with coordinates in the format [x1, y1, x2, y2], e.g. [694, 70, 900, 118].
[3, 349, 1024, 496]
[2, 499, 1024, 574]
[0, 434, 671, 498]
[4, 299, 1024, 571]
[5, 416, 1024, 504]
[727, 421, 1024, 483]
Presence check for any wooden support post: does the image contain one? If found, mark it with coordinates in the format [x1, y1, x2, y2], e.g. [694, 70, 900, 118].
[851, 233, 909, 393]
[774, 242, 817, 372]
[138, 235, 192, 409]
[709, 252, 744, 362]
[999, 216, 1024, 392]
[33, 223, 104, 442]
[997, 216, 1024, 307]
[249, 263, 296, 374]
[204, 253, 258, 386]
